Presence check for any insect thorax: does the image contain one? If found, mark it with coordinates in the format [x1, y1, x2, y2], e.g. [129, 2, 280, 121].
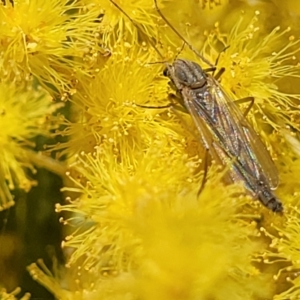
[169, 59, 208, 90]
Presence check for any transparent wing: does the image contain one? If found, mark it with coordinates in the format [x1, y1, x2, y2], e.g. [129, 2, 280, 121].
[180, 75, 279, 189]
[211, 77, 279, 188]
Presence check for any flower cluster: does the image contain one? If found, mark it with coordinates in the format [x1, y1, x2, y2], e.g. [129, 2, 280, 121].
[2, 0, 300, 299]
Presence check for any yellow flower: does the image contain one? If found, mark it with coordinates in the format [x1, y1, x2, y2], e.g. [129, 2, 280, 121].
[54, 42, 196, 160]
[0, 0, 105, 95]
[11, 1, 300, 299]
[256, 136, 300, 299]
[90, 0, 229, 52]
[86, 0, 160, 47]
[201, 11, 300, 135]
[0, 82, 60, 210]
[128, 184, 266, 300]
[32, 144, 273, 300]
[0, 287, 30, 300]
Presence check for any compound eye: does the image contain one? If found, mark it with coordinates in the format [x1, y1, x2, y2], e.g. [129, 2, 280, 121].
[163, 68, 169, 77]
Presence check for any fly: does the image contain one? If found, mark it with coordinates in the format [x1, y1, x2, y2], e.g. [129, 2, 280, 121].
[109, 0, 283, 213]
[165, 59, 283, 212]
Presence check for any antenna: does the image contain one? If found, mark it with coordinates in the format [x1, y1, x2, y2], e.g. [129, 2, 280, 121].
[153, 0, 214, 68]
[109, 0, 166, 61]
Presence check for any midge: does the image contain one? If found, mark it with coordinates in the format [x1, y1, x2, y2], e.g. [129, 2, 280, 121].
[110, 0, 283, 212]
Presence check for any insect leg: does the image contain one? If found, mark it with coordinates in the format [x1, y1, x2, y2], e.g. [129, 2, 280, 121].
[197, 148, 209, 197]
[214, 45, 230, 67]
[203, 67, 217, 73]
[135, 93, 186, 111]
[205, 45, 229, 78]
[135, 103, 172, 109]
[203, 67, 225, 80]
[213, 67, 225, 81]
[234, 97, 255, 117]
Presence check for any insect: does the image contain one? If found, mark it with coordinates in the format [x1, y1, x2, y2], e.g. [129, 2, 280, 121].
[110, 0, 283, 212]
[165, 59, 283, 212]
